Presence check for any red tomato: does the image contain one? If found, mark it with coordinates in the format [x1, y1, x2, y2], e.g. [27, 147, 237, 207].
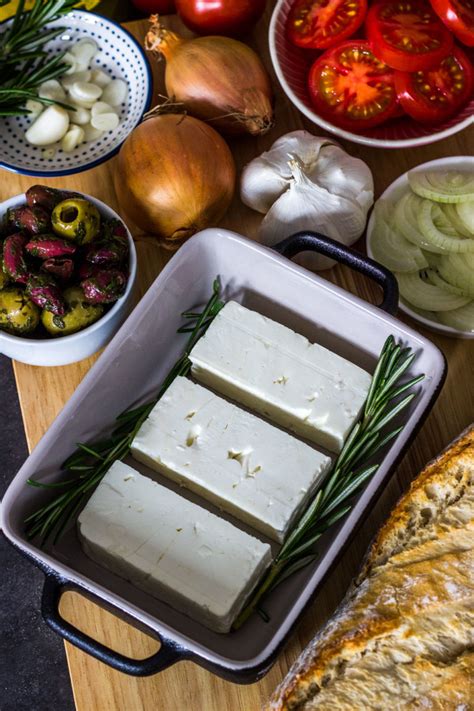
[287, 0, 368, 50]
[175, 0, 266, 36]
[366, 0, 453, 71]
[308, 40, 399, 130]
[395, 45, 474, 122]
[430, 0, 474, 47]
[131, 0, 175, 13]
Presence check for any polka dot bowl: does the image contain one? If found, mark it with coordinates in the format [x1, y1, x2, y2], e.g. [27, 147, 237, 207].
[269, 0, 474, 149]
[0, 10, 152, 177]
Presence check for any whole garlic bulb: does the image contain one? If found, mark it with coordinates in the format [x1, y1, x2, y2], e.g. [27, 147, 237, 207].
[241, 131, 374, 270]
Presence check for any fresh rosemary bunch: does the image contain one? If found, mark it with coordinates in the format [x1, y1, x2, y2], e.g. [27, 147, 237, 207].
[234, 335, 424, 628]
[0, 0, 76, 116]
[25, 279, 224, 546]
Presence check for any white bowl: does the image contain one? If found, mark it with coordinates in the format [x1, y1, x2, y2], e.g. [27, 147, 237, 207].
[0, 10, 152, 177]
[269, 0, 474, 149]
[0, 192, 137, 365]
[366, 156, 474, 339]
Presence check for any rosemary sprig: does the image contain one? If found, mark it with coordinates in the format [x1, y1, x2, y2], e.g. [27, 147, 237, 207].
[25, 278, 224, 546]
[0, 0, 76, 115]
[233, 335, 424, 629]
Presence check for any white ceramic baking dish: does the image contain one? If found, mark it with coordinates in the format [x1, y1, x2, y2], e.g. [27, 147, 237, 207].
[1, 229, 446, 682]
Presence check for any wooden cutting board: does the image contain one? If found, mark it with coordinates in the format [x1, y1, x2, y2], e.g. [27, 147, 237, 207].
[3, 8, 473, 711]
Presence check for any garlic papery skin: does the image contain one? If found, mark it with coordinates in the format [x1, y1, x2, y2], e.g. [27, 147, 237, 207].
[241, 131, 332, 214]
[259, 160, 367, 271]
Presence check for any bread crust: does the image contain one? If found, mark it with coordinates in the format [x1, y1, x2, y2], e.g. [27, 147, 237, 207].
[268, 425, 474, 711]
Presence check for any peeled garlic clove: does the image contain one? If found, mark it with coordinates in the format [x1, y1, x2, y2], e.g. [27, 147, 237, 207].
[90, 68, 111, 88]
[67, 105, 91, 125]
[42, 146, 57, 159]
[71, 38, 99, 58]
[101, 79, 127, 106]
[71, 39, 99, 71]
[62, 52, 77, 75]
[91, 101, 115, 117]
[61, 125, 85, 152]
[25, 99, 44, 119]
[91, 112, 119, 131]
[69, 81, 102, 105]
[82, 122, 103, 142]
[38, 79, 67, 103]
[61, 70, 91, 91]
[25, 105, 70, 146]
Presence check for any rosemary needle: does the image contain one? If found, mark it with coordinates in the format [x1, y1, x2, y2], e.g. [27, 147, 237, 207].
[25, 278, 224, 546]
[0, 0, 77, 116]
[233, 335, 424, 629]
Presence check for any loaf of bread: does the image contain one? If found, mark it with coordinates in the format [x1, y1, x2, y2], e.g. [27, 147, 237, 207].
[269, 425, 474, 711]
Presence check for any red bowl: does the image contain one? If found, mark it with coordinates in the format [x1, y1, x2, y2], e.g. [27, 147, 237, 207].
[269, 0, 474, 148]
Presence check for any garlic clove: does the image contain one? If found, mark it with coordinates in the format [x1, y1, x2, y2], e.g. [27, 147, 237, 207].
[90, 112, 119, 131]
[69, 81, 102, 106]
[241, 158, 289, 214]
[61, 70, 91, 91]
[101, 79, 127, 106]
[90, 101, 115, 117]
[71, 39, 99, 71]
[90, 68, 112, 88]
[307, 144, 374, 214]
[25, 105, 70, 146]
[62, 52, 77, 75]
[82, 122, 103, 142]
[38, 79, 67, 103]
[25, 99, 44, 119]
[67, 105, 91, 125]
[61, 124, 85, 152]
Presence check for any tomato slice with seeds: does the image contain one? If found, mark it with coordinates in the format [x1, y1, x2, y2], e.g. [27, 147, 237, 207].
[366, 0, 453, 72]
[395, 45, 474, 123]
[287, 0, 368, 50]
[308, 40, 399, 131]
[430, 0, 474, 47]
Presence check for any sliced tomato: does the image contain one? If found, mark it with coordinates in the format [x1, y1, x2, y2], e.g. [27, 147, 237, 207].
[395, 45, 474, 122]
[287, 0, 368, 50]
[430, 0, 474, 47]
[366, 0, 453, 71]
[308, 40, 399, 130]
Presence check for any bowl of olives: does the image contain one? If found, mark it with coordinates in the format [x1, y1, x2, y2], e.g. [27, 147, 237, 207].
[0, 185, 136, 366]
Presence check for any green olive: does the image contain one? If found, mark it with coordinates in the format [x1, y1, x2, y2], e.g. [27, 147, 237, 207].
[41, 286, 104, 337]
[51, 198, 100, 244]
[0, 288, 40, 335]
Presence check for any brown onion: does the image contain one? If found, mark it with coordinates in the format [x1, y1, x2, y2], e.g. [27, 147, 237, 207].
[145, 17, 274, 136]
[113, 114, 236, 250]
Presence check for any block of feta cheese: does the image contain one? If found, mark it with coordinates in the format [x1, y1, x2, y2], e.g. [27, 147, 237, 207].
[189, 301, 371, 453]
[131, 376, 331, 543]
[78, 460, 272, 633]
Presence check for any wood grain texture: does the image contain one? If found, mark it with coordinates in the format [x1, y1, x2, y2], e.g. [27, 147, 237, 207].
[3, 7, 473, 711]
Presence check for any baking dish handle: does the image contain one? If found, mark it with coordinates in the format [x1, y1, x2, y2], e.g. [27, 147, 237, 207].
[273, 231, 399, 315]
[41, 573, 186, 676]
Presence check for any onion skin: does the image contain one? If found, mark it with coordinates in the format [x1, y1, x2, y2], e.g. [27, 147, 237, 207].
[145, 19, 274, 136]
[114, 114, 236, 249]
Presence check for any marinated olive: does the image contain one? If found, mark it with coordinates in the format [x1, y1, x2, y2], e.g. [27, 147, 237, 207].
[0, 245, 9, 289]
[0, 268, 9, 290]
[41, 286, 103, 336]
[52, 199, 100, 245]
[0, 288, 40, 335]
